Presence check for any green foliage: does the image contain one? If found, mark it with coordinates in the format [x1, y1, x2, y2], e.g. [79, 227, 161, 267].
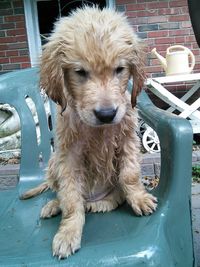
[192, 165, 200, 183]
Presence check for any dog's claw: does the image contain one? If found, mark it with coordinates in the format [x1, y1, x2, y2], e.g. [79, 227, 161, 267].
[129, 191, 158, 216]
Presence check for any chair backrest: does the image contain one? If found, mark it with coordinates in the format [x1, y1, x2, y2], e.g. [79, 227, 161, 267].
[0, 68, 55, 179]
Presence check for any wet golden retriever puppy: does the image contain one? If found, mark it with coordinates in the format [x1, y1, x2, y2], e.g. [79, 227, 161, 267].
[21, 6, 157, 259]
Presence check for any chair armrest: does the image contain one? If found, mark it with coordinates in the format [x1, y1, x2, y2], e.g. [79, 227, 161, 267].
[137, 90, 193, 203]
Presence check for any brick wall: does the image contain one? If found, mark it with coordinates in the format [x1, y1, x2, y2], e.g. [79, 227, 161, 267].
[1, 0, 200, 81]
[116, 0, 200, 78]
[0, 0, 31, 74]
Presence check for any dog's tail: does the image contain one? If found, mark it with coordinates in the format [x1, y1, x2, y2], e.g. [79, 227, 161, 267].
[20, 182, 49, 200]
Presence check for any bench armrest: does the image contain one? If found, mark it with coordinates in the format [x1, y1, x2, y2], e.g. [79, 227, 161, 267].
[137, 90, 193, 203]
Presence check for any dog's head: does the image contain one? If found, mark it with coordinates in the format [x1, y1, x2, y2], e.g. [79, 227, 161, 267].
[40, 7, 146, 126]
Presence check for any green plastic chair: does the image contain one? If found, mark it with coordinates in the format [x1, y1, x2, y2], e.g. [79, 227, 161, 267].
[0, 68, 195, 266]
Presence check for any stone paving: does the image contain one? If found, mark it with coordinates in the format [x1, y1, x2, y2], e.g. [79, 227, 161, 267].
[141, 150, 200, 177]
[192, 183, 200, 267]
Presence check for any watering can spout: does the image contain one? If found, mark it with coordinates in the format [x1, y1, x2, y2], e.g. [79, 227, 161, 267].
[151, 48, 167, 70]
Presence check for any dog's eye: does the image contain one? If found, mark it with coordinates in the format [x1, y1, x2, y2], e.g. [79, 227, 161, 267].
[115, 66, 124, 75]
[75, 68, 88, 78]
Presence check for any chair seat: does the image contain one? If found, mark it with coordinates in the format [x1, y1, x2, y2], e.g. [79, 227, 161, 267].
[0, 185, 172, 267]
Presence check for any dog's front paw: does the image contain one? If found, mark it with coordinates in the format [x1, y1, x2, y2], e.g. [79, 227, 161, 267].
[52, 230, 81, 259]
[128, 191, 157, 216]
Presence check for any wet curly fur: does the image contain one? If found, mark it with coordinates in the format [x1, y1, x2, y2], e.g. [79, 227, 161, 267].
[21, 6, 157, 259]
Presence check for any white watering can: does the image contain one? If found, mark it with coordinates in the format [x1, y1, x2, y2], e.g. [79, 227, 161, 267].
[151, 45, 195, 76]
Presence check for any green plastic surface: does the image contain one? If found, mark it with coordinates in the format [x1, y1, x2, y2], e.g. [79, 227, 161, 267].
[0, 68, 196, 266]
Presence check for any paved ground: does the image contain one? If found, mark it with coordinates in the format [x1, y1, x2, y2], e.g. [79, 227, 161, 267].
[0, 151, 199, 266]
[192, 183, 200, 266]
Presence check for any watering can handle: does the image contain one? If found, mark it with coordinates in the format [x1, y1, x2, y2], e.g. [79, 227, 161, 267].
[167, 45, 195, 72]
[187, 48, 195, 72]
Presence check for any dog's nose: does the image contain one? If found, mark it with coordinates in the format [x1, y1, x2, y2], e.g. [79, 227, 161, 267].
[94, 108, 117, 123]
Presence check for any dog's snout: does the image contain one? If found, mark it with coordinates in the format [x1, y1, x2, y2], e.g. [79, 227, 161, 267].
[94, 108, 117, 123]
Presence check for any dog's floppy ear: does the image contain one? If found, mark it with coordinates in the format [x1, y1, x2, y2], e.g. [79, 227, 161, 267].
[130, 41, 146, 108]
[40, 42, 67, 112]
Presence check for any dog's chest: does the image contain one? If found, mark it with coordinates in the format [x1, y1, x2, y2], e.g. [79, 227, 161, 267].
[82, 127, 121, 180]
[79, 129, 121, 201]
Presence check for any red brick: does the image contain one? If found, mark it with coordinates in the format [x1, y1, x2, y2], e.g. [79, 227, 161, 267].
[0, 51, 5, 57]
[4, 15, 24, 22]
[19, 49, 29, 56]
[0, 58, 9, 64]
[155, 37, 175, 44]
[150, 58, 161, 66]
[185, 35, 196, 42]
[137, 10, 158, 17]
[6, 50, 18, 56]
[7, 42, 28, 50]
[10, 56, 29, 63]
[132, 17, 148, 25]
[145, 38, 155, 46]
[137, 0, 154, 2]
[0, 23, 15, 30]
[0, 36, 16, 43]
[145, 66, 163, 73]
[21, 62, 31, 68]
[194, 63, 200, 70]
[148, 30, 169, 38]
[169, 29, 190, 36]
[169, 0, 187, 7]
[117, 0, 136, 4]
[181, 21, 192, 28]
[147, 2, 169, 9]
[13, 1, 24, 8]
[174, 36, 185, 43]
[192, 49, 200, 56]
[7, 28, 26, 36]
[148, 16, 168, 24]
[158, 8, 180, 16]
[126, 3, 146, 11]
[125, 11, 137, 18]
[169, 15, 190, 22]
[149, 44, 169, 53]
[15, 21, 25, 28]
[15, 35, 27, 42]
[180, 6, 189, 14]
[0, 44, 8, 51]
[192, 43, 199, 49]
[194, 55, 200, 62]
[183, 43, 192, 49]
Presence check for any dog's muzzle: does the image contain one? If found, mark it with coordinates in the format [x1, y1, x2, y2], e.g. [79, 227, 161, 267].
[94, 107, 118, 124]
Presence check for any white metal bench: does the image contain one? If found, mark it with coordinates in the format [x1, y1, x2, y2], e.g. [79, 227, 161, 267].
[140, 73, 200, 153]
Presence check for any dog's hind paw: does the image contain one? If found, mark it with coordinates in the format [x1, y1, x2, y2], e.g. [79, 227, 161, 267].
[86, 199, 118, 213]
[86, 189, 125, 213]
[52, 231, 81, 259]
[40, 199, 61, 218]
